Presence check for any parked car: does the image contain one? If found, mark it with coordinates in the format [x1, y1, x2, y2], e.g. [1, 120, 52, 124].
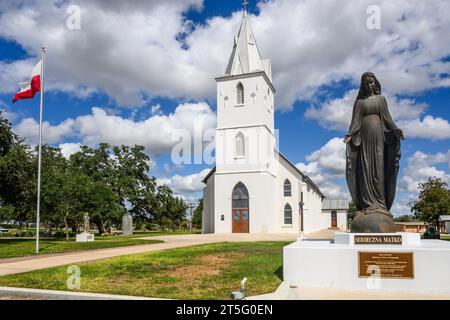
[422, 225, 440, 239]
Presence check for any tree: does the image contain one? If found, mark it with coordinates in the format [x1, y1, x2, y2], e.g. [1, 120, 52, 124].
[0, 111, 36, 223]
[111, 145, 156, 224]
[0, 110, 185, 235]
[411, 177, 450, 228]
[394, 214, 417, 222]
[347, 201, 357, 225]
[192, 198, 203, 229]
[0, 110, 18, 157]
[69, 144, 120, 234]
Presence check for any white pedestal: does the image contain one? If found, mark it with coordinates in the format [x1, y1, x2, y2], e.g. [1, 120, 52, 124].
[334, 232, 421, 246]
[283, 232, 450, 294]
[76, 233, 95, 242]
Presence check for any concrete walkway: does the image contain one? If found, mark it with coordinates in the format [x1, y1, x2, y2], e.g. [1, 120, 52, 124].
[0, 233, 298, 276]
[248, 281, 450, 300]
[0, 286, 158, 300]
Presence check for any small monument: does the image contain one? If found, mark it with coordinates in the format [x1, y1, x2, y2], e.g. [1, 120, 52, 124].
[76, 212, 95, 242]
[122, 213, 133, 236]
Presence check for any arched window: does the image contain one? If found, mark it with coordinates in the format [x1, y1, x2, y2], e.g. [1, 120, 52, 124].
[235, 132, 245, 157]
[237, 82, 244, 104]
[284, 204, 292, 225]
[284, 179, 291, 197]
[232, 182, 249, 209]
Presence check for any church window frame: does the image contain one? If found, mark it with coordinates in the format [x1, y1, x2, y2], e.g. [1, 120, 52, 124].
[284, 203, 293, 225]
[235, 132, 245, 158]
[284, 179, 292, 197]
[236, 82, 244, 105]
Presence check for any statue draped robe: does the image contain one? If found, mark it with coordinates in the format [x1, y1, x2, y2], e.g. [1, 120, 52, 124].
[346, 95, 401, 214]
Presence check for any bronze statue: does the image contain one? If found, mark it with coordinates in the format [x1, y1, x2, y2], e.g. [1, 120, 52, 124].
[344, 72, 405, 233]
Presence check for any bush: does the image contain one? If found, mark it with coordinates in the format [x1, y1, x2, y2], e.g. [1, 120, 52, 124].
[2, 229, 35, 237]
[51, 230, 76, 238]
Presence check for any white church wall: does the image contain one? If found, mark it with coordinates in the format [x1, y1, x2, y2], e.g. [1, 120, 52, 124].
[303, 210, 331, 234]
[202, 175, 215, 234]
[216, 126, 276, 175]
[337, 210, 348, 230]
[216, 75, 274, 131]
[301, 183, 328, 234]
[213, 171, 277, 234]
[276, 156, 302, 233]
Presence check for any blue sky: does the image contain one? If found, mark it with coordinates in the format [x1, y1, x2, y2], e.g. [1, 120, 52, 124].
[0, 0, 449, 215]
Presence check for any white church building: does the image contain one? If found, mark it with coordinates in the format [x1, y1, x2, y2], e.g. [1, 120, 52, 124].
[202, 10, 347, 234]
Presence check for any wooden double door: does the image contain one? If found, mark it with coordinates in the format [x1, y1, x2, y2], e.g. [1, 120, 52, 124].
[232, 182, 249, 233]
[331, 211, 337, 228]
[232, 208, 249, 233]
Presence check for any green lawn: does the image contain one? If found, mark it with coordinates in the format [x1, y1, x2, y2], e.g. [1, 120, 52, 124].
[441, 234, 450, 241]
[0, 231, 198, 259]
[0, 238, 163, 259]
[0, 241, 288, 299]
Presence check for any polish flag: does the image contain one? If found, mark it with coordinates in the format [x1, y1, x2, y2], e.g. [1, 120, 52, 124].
[12, 60, 42, 103]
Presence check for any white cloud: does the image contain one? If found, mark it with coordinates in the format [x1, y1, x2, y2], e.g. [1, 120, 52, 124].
[296, 137, 349, 199]
[305, 89, 429, 132]
[75, 102, 216, 154]
[150, 104, 162, 115]
[399, 115, 450, 140]
[11, 102, 216, 155]
[399, 150, 450, 193]
[58, 142, 82, 158]
[1, 0, 450, 108]
[0, 100, 18, 122]
[157, 168, 210, 196]
[13, 117, 75, 144]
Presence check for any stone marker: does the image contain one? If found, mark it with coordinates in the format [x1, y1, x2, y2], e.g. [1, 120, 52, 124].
[122, 213, 133, 236]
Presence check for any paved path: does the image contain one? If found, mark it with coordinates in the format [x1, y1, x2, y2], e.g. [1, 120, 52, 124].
[302, 228, 337, 240]
[248, 281, 450, 300]
[0, 233, 298, 276]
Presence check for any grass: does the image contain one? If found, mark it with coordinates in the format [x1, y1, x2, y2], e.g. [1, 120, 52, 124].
[441, 234, 450, 241]
[0, 241, 289, 299]
[0, 238, 163, 259]
[0, 231, 198, 259]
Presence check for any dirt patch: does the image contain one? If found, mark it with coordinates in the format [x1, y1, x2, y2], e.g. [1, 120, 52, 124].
[169, 252, 245, 278]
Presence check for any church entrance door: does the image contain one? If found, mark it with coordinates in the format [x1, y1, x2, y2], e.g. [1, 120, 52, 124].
[331, 210, 337, 228]
[232, 182, 249, 233]
[232, 208, 249, 233]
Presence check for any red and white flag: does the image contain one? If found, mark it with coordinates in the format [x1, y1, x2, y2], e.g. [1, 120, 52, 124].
[12, 60, 42, 103]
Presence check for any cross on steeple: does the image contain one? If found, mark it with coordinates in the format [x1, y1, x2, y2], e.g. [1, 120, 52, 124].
[242, 0, 249, 12]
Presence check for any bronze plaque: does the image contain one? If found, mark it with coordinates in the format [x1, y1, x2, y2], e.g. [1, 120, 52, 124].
[358, 252, 414, 279]
[354, 235, 402, 245]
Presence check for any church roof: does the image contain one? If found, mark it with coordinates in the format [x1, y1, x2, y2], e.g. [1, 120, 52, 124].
[201, 150, 325, 199]
[224, 11, 271, 80]
[275, 150, 325, 199]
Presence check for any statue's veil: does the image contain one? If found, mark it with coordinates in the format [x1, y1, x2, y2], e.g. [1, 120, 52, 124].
[357, 72, 381, 100]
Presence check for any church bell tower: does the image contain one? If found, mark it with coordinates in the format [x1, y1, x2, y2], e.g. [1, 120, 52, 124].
[215, 9, 276, 174]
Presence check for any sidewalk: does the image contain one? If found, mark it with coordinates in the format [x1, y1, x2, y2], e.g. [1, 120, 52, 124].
[248, 281, 450, 300]
[0, 233, 298, 276]
[0, 286, 158, 300]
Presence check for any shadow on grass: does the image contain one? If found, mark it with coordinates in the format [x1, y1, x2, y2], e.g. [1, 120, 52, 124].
[275, 265, 283, 281]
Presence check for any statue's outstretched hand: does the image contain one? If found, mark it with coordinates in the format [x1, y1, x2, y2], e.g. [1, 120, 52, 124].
[343, 135, 352, 144]
[395, 129, 405, 140]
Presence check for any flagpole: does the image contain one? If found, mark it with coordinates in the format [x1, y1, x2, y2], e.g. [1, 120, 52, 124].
[36, 46, 45, 255]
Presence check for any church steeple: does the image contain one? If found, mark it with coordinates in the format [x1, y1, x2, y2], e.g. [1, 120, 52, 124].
[225, 3, 272, 81]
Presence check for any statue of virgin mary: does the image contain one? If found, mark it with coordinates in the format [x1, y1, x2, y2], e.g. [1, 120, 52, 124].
[344, 72, 405, 233]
